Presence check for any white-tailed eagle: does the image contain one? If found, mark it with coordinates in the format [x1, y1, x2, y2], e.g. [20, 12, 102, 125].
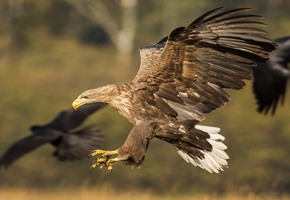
[72, 8, 275, 173]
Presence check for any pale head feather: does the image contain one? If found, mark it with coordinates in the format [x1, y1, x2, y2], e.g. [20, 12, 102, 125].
[72, 84, 118, 109]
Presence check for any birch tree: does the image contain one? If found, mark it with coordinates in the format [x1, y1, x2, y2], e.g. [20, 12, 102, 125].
[66, 0, 137, 60]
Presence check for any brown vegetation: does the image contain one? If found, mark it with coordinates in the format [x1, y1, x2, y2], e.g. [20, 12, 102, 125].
[0, 188, 290, 200]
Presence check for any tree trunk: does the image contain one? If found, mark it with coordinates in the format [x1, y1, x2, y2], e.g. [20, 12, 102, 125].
[66, 0, 138, 61]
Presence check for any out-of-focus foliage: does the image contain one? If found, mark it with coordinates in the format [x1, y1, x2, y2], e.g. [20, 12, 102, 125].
[0, 0, 289, 196]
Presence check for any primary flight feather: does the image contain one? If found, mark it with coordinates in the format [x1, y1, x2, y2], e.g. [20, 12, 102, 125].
[72, 7, 275, 173]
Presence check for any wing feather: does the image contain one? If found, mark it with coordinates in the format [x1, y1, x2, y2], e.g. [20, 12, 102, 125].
[48, 103, 106, 131]
[53, 126, 104, 161]
[0, 131, 62, 168]
[133, 8, 275, 121]
[253, 36, 290, 115]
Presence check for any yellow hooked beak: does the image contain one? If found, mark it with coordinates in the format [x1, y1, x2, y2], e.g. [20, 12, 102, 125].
[72, 99, 86, 110]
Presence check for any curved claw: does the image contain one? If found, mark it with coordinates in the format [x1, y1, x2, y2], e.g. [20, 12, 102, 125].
[107, 165, 113, 172]
[89, 149, 119, 172]
[90, 149, 118, 157]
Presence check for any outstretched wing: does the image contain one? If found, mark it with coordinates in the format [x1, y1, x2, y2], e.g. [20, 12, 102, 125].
[47, 103, 106, 131]
[133, 7, 275, 121]
[253, 36, 290, 115]
[53, 126, 104, 161]
[0, 130, 62, 168]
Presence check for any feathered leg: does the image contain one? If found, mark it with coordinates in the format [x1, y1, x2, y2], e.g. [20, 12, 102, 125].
[90, 122, 154, 171]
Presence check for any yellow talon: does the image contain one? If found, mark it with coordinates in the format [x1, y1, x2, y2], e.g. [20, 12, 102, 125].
[90, 149, 107, 157]
[91, 163, 97, 169]
[89, 149, 120, 172]
[96, 157, 107, 163]
[107, 165, 113, 172]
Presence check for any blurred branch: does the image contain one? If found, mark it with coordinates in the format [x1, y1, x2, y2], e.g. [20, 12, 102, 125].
[66, 0, 118, 45]
[66, 0, 137, 60]
[117, 0, 137, 59]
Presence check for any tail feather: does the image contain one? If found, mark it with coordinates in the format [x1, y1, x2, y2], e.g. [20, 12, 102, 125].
[174, 125, 229, 173]
[207, 139, 227, 150]
[195, 125, 220, 134]
[211, 146, 229, 160]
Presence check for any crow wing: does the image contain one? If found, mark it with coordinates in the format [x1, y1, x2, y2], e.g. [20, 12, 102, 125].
[48, 103, 106, 131]
[0, 130, 62, 168]
[253, 36, 290, 115]
[53, 126, 104, 161]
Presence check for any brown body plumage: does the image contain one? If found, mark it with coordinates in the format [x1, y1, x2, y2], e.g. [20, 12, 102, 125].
[72, 7, 276, 173]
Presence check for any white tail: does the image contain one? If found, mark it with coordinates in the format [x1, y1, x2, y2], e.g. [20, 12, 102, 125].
[175, 125, 229, 173]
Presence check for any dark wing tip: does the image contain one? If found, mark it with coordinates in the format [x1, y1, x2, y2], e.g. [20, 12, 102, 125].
[0, 148, 22, 169]
[192, 7, 224, 24]
[257, 102, 277, 116]
[169, 27, 185, 39]
[189, 7, 251, 26]
[0, 158, 10, 169]
[154, 36, 168, 45]
[140, 36, 169, 51]
[254, 83, 284, 116]
[255, 87, 287, 116]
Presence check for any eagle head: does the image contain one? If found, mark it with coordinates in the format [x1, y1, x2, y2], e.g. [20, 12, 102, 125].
[72, 84, 118, 110]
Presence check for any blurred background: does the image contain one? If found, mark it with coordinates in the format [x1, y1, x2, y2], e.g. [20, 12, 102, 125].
[0, 0, 289, 199]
